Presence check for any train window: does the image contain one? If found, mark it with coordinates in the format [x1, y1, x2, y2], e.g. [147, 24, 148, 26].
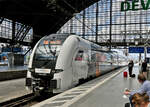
[91, 52, 96, 62]
[105, 53, 111, 62]
[96, 53, 102, 62]
[75, 50, 83, 61]
[44, 40, 49, 45]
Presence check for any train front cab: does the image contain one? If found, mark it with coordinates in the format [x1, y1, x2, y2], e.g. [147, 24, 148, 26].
[25, 34, 69, 92]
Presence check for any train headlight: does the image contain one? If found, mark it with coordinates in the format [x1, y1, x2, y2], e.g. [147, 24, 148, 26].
[55, 69, 63, 73]
[51, 70, 55, 73]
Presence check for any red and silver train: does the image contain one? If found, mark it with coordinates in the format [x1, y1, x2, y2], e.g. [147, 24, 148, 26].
[26, 34, 127, 93]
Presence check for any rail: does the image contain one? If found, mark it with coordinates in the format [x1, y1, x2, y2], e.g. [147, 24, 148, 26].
[0, 93, 35, 107]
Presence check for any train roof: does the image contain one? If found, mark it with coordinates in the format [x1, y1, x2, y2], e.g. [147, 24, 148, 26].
[41, 34, 111, 53]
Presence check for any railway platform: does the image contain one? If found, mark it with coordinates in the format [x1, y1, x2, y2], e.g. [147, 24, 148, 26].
[32, 65, 141, 107]
[0, 65, 27, 72]
[0, 65, 27, 81]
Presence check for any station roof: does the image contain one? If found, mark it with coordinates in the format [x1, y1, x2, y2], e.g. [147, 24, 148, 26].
[0, 0, 99, 36]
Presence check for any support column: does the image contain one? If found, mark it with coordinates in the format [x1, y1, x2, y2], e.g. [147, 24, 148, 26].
[109, 0, 112, 50]
[70, 18, 73, 34]
[144, 46, 147, 60]
[12, 21, 15, 48]
[82, 9, 85, 39]
[7, 21, 15, 67]
[96, 2, 99, 43]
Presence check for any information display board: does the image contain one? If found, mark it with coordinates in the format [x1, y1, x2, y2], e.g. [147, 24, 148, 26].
[129, 47, 144, 53]
[147, 47, 150, 53]
[2, 47, 22, 52]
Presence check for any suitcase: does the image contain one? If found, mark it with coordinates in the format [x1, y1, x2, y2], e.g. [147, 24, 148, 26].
[123, 71, 128, 77]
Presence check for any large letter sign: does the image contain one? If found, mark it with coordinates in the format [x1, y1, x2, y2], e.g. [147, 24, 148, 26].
[121, 2, 130, 11]
[121, 0, 150, 11]
[141, 0, 150, 10]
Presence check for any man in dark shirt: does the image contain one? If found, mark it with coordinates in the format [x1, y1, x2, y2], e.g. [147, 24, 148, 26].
[128, 60, 134, 77]
[141, 60, 147, 78]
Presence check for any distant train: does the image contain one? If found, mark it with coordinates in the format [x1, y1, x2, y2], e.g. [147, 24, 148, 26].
[26, 34, 127, 93]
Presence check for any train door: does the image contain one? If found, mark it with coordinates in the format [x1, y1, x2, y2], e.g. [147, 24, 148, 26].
[87, 51, 96, 77]
[72, 49, 88, 84]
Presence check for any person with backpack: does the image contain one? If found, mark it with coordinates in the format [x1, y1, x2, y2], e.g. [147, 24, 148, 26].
[141, 60, 148, 78]
[128, 60, 134, 77]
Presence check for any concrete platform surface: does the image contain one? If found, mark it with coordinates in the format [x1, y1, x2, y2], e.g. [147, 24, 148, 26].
[69, 66, 140, 107]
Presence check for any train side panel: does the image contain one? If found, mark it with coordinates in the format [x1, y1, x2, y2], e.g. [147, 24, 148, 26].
[72, 38, 90, 82]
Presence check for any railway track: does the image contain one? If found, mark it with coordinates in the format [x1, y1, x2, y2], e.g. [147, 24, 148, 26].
[0, 93, 36, 107]
[0, 92, 56, 107]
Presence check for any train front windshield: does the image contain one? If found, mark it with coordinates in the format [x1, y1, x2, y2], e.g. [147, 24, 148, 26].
[32, 39, 62, 69]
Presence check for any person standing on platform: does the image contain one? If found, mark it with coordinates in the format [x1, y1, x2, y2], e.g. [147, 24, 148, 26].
[141, 60, 148, 79]
[124, 74, 150, 107]
[128, 60, 134, 77]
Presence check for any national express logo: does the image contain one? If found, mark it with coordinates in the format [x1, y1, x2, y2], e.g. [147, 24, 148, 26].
[121, 0, 150, 11]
